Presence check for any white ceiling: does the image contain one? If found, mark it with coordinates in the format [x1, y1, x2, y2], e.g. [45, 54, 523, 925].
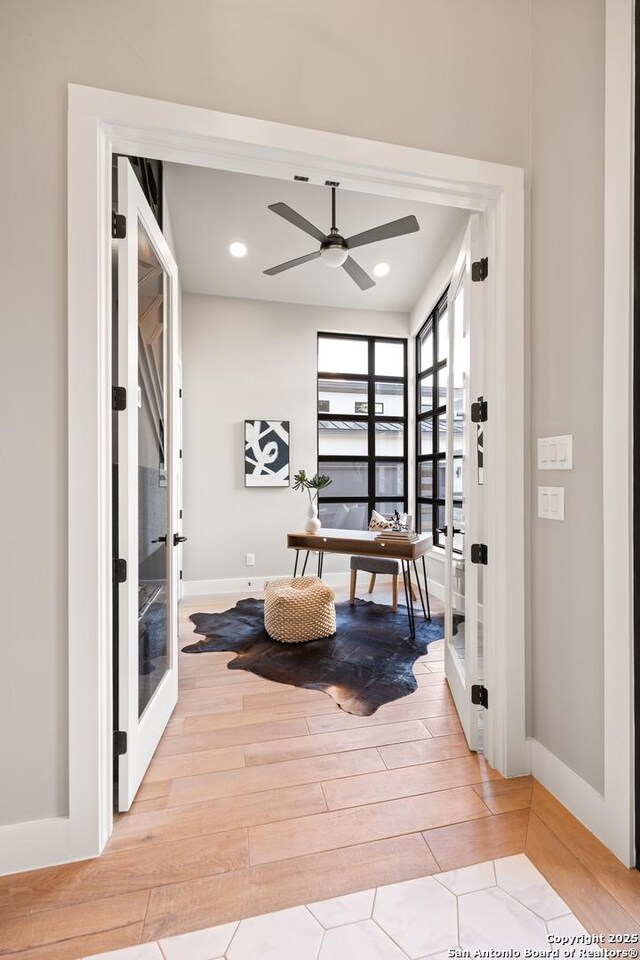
[164, 164, 468, 314]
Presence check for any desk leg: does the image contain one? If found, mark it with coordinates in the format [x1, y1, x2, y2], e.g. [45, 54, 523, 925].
[401, 560, 416, 640]
[317, 552, 324, 578]
[293, 550, 300, 578]
[412, 560, 429, 620]
[421, 555, 431, 620]
[301, 551, 310, 576]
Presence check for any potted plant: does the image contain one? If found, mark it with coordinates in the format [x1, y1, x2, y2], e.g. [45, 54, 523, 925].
[293, 469, 332, 534]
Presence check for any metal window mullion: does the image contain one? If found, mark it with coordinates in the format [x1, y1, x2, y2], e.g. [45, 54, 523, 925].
[367, 339, 376, 520]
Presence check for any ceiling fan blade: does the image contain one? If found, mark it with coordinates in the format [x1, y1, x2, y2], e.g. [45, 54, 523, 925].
[264, 250, 321, 276]
[268, 202, 326, 243]
[342, 256, 376, 290]
[344, 214, 420, 250]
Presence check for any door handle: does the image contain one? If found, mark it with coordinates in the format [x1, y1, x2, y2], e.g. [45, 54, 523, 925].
[151, 535, 167, 544]
[436, 527, 463, 537]
[173, 534, 188, 546]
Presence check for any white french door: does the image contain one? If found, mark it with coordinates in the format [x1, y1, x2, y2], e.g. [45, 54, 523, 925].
[115, 157, 180, 811]
[443, 216, 486, 752]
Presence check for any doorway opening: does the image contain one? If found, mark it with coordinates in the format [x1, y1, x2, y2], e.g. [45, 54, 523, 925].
[110, 144, 498, 823]
[65, 84, 527, 871]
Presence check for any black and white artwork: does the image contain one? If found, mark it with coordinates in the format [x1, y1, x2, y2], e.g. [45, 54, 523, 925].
[244, 420, 290, 487]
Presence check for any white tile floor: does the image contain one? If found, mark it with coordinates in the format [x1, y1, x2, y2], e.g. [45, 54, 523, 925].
[85, 855, 597, 960]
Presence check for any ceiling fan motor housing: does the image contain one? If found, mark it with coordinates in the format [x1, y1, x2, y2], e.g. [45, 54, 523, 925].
[320, 228, 349, 267]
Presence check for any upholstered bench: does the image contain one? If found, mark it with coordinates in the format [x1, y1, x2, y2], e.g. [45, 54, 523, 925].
[264, 577, 336, 644]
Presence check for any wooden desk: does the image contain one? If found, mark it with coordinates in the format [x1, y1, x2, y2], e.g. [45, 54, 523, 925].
[286, 528, 434, 639]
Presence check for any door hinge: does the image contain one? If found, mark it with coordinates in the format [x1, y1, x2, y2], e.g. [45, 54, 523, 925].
[113, 557, 127, 583]
[113, 730, 128, 756]
[471, 399, 488, 423]
[179, 448, 183, 459]
[471, 257, 488, 282]
[112, 212, 127, 239]
[112, 386, 127, 411]
[180, 569, 183, 580]
[471, 684, 489, 709]
[179, 388, 182, 398]
[471, 543, 488, 565]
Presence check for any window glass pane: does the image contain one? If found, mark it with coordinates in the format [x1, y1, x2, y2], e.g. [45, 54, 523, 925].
[375, 462, 404, 498]
[438, 365, 448, 408]
[438, 459, 446, 498]
[419, 324, 433, 372]
[419, 461, 433, 498]
[452, 456, 464, 496]
[437, 503, 446, 534]
[318, 337, 368, 374]
[452, 287, 467, 455]
[375, 420, 404, 457]
[318, 420, 368, 456]
[420, 503, 433, 536]
[374, 381, 404, 417]
[453, 503, 465, 553]
[318, 379, 367, 415]
[419, 375, 433, 414]
[318, 501, 367, 530]
[376, 502, 408, 523]
[375, 340, 404, 377]
[321, 461, 368, 498]
[438, 414, 447, 455]
[419, 419, 433, 456]
[137, 220, 168, 718]
[437, 309, 448, 362]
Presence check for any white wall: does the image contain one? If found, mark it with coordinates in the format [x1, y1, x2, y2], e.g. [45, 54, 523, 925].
[181, 294, 409, 589]
[529, 0, 605, 792]
[0, 0, 611, 828]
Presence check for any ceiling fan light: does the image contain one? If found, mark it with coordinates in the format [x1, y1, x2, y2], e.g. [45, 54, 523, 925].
[320, 244, 349, 268]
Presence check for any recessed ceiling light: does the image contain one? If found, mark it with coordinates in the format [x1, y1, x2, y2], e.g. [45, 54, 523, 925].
[373, 262, 390, 277]
[229, 241, 247, 258]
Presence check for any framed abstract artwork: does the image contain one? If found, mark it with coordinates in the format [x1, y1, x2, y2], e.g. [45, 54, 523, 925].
[244, 420, 290, 487]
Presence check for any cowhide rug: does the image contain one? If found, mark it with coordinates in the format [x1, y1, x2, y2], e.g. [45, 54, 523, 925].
[184, 597, 452, 716]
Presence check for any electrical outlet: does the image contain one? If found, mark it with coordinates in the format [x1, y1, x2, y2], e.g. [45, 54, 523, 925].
[246, 553, 255, 566]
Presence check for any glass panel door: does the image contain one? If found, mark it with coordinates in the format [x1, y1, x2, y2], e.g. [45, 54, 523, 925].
[116, 157, 180, 811]
[444, 217, 483, 752]
[137, 223, 169, 717]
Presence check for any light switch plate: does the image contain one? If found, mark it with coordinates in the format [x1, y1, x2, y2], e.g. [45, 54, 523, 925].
[538, 435, 573, 470]
[538, 486, 565, 521]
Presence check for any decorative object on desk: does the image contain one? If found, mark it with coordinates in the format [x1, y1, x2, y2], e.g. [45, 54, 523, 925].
[368, 508, 409, 532]
[293, 468, 332, 534]
[390, 508, 408, 531]
[244, 420, 290, 487]
[185, 598, 457, 716]
[374, 531, 419, 542]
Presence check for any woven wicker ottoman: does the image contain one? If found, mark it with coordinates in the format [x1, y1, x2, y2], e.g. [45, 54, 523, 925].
[264, 577, 336, 643]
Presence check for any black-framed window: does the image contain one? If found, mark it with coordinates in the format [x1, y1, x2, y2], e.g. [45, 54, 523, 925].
[317, 333, 408, 530]
[416, 289, 462, 552]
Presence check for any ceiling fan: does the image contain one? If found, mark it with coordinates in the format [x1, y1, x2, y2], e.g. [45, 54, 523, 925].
[263, 186, 420, 290]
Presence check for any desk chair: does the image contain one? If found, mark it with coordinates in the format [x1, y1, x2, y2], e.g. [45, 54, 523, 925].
[349, 515, 431, 619]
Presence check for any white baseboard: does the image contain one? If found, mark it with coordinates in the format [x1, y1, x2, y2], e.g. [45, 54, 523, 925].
[527, 738, 625, 859]
[183, 572, 351, 596]
[0, 816, 98, 877]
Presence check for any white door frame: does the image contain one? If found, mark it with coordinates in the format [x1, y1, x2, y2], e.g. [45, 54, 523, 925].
[63, 82, 526, 869]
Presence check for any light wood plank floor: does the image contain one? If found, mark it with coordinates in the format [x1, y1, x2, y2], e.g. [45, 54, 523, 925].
[1, 585, 639, 959]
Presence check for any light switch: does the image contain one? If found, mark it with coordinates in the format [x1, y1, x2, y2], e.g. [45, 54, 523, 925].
[538, 486, 565, 521]
[538, 435, 573, 470]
